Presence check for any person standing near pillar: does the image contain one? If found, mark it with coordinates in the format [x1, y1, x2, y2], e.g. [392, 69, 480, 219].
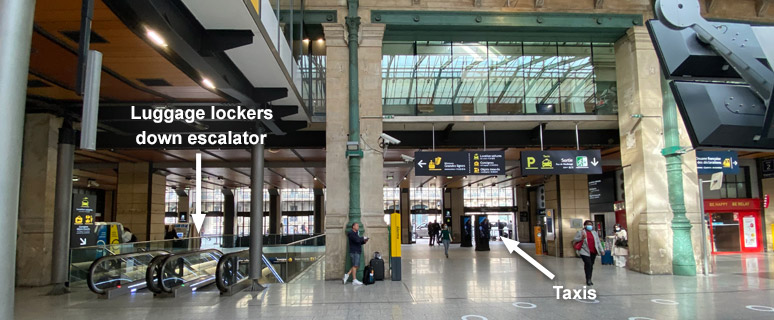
[343, 223, 368, 285]
[573, 220, 604, 286]
[613, 224, 628, 268]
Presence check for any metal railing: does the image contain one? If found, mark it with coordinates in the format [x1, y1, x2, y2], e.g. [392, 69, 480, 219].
[87, 250, 168, 297]
[145, 249, 223, 295]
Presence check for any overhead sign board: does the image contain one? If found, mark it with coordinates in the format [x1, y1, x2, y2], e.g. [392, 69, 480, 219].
[520, 150, 602, 175]
[414, 151, 505, 176]
[696, 151, 739, 174]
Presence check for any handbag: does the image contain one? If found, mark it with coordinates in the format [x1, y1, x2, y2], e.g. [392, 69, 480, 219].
[573, 239, 583, 250]
[615, 238, 628, 248]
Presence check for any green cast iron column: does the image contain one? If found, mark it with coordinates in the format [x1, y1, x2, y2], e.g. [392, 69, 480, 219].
[345, 0, 364, 280]
[661, 75, 696, 276]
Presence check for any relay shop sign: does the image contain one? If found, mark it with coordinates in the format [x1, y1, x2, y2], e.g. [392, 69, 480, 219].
[414, 151, 505, 176]
[521, 150, 602, 175]
[71, 194, 98, 247]
[696, 151, 739, 174]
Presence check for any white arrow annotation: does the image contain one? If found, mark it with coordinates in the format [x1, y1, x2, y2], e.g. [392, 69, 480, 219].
[192, 153, 206, 232]
[417, 160, 426, 168]
[590, 158, 599, 166]
[502, 238, 556, 280]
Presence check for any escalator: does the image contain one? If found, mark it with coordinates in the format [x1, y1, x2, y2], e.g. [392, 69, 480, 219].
[87, 250, 169, 299]
[146, 249, 223, 297]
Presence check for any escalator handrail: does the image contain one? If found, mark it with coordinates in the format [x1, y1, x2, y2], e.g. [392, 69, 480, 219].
[157, 248, 223, 293]
[216, 249, 249, 293]
[87, 250, 169, 295]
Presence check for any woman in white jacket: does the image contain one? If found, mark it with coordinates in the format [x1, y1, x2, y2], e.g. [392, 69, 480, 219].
[613, 224, 628, 268]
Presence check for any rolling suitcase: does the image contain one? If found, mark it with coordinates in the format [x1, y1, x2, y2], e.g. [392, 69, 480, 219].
[601, 249, 614, 265]
[370, 258, 385, 281]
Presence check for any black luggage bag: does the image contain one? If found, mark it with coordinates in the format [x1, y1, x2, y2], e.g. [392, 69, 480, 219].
[370, 258, 385, 281]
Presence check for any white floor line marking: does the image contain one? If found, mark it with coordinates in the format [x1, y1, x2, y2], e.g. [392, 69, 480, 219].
[650, 299, 679, 305]
[512, 302, 537, 309]
[574, 299, 600, 304]
[461, 315, 488, 320]
[746, 305, 774, 312]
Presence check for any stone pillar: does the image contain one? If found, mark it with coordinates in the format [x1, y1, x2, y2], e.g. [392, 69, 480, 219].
[16, 114, 61, 286]
[116, 163, 166, 241]
[516, 186, 530, 243]
[544, 177, 559, 256]
[557, 175, 591, 257]
[357, 23, 389, 265]
[322, 22, 388, 279]
[450, 188, 464, 243]
[314, 188, 324, 234]
[400, 188, 411, 244]
[323, 23, 350, 280]
[615, 27, 704, 274]
[269, 189, 281, 234]
[222, 188, 235, 247]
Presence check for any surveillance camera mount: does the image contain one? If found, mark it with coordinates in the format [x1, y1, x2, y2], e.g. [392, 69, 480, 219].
[655, 0, 774, 140]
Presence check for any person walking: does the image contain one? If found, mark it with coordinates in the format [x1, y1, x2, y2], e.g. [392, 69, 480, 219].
[441, 223, 453, 258]
[613, 224, 628, 268]
[572, 220, 605, 286]
[343, 222, 368, 285]
[429, 220, 438, 246]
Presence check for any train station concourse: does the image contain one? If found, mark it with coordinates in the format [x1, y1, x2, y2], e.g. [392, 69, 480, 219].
[2, 0, 774, 319]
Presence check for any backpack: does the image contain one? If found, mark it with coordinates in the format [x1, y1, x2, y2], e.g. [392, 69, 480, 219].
[363, 266, 375, 285]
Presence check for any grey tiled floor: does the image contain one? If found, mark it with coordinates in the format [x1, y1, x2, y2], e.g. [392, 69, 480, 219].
[15, 241, 774, 319]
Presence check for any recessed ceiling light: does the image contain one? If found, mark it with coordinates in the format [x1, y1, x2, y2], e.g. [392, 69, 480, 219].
[202, 78, 216, 89]
[446, 176, 452, 179]
[146, 29, 167, 47]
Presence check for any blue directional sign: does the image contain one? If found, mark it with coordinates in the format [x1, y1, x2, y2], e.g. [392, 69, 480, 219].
[696, 151, 739, 174]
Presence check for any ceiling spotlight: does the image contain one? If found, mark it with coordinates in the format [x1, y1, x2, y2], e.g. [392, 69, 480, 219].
[146, 29, 168, 47]
[202, 78, 216, 89]
[88, 179, 100, 188]
[282, 177, 287, 181]
[72, 176, 80, 182]
[313, 176, 317, 181]
[303, 38, 310, 43]
[463, 176, 468, 179]
[433, 176, 437, 180]
[317, 38, 325, 43]
[403, 176, 407, 180]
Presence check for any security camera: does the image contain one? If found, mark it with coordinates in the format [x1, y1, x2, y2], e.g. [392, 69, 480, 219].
[380, 133, 401, 145]
[401, 154, 414, 162]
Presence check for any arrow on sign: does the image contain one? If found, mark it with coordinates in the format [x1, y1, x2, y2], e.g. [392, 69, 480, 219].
[192, 153, 206, 233]
[502, 238, 555, 280]
[80, 238, 87, 246]
[590, 158, 599, 166]
[417, 160, 426, 168]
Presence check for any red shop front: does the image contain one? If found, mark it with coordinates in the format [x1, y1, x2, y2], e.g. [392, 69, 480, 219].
[704, 198, 763, 254]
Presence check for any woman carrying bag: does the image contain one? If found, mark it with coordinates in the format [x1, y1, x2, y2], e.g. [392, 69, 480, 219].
[613, 224, 628, 268]
[572, 220, 605, 286]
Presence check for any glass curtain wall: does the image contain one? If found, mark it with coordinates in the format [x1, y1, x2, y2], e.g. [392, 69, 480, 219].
[382, 41, 616, 115]
[384, 187, 400, 224]
[300, 39, 327, 115]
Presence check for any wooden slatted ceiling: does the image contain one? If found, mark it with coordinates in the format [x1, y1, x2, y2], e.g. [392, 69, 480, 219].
[31, 0, 224, 102]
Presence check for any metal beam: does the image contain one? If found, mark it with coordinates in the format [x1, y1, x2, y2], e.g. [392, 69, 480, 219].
[372, 11, 643, 42]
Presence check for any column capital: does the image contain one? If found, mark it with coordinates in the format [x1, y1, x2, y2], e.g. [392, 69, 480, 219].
[322, 23, 347, 47]
[621, 26, 655, 51]
[359, 24, 386, 47]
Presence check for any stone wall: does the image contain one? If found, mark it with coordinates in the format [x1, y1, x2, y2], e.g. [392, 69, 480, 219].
[16, 114, 61, 286]
[558, 175, 591, 257]
[116, 163, 165, 241]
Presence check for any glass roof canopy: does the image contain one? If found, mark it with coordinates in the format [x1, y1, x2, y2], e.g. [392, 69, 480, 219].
[382, 41, 617, 116]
